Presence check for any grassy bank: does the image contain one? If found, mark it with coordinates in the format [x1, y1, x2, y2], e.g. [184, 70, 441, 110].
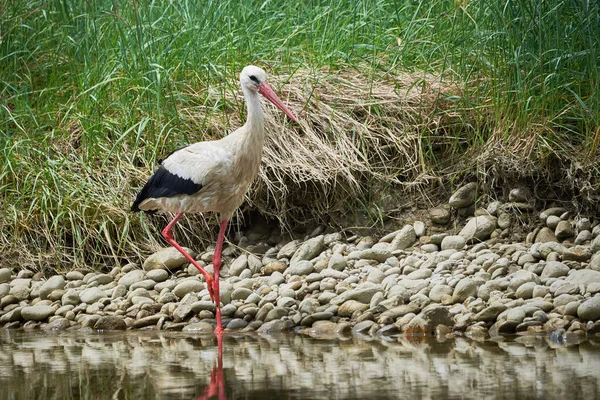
[1, 0, 598, 269]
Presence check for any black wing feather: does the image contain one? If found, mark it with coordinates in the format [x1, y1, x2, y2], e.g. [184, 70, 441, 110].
[131, 166, 203, 213]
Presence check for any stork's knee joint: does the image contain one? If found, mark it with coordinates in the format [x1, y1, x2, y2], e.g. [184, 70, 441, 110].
[161, 228, 173, 241]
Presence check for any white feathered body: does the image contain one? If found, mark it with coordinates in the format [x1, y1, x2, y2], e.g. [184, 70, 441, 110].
[137, 123, 264, 218]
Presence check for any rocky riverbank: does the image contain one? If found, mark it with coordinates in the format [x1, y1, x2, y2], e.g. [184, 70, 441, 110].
[1, 183, 600, 341]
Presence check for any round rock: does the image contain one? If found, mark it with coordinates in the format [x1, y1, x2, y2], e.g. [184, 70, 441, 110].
[79, 287, 107, 304]
[143, 247, 195, 271]
[430, 206, 451, 225]
[459, 216, 496, 242]
[540, 261, 570, 279]
[390, 225, 417, 250]
[452, 278, 479, 303]
[287, 260, 314, 276]
[328, 254, 346, 271]
[21, 305, 55, 321]
[577, 297, 600, 321]
[182, 321, 214, 333]
[231, 287, 253, 301]
[449, 183, 477, 208]
[147, 269, 169, 282]
[555, 221, 575, 241]
[0, 268, 11, 284]
[94, 316, 127, 330]
[338, 300, 369, 317]
[264, 261, 288, 275]
[173, 279, 204, 299]
[66, 271, 85, 281]
[441, 235, 466, 251]
[229, 254, 249, 276]
[39, 275, 66, 300]
[118, 270, 145, 288]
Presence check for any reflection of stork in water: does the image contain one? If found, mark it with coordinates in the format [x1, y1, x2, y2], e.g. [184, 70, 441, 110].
[195, 334, 226, 400]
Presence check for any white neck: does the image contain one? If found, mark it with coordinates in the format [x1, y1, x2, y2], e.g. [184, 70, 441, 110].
[242, 86, 264, 135]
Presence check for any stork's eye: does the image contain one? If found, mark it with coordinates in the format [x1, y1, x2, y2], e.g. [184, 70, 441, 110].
[249, 75, 259, 84]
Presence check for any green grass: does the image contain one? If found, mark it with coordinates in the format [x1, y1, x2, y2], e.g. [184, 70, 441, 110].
[0, 0, 598, 268]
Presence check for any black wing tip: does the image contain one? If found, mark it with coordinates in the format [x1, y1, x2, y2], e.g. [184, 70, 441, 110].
[130, 202, 158, 215]
[130, 165, 202, 214]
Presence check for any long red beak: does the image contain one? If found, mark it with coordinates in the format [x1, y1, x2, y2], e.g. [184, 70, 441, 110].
[258, 82, 298, 123]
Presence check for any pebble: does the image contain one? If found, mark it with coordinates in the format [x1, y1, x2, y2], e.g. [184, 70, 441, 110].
[449, 183, 477, 208]
[546, 215, 561, 229]
[430, 206, 451, 225]
[66, 271, 84, 281]
[264, 307, 288, 322]
[39, 275, 66, 300]
[413, 221, 426, 237]
[350, 249, 392, 263]
[290, 236, 324, 269]
[229, 254, 248, 276]
[535, 228, 558, 243]
[390, 225, 416, 250]
[452, 278, 479, 303]
[566, 269, 600, 288]
[328, 254, 346, 271]
[147, 269, 169, 282]
[287, 260, 314, 276]
[94, 316, 127, 330]
[173, 279, 204, 299]
[130, 280, 156, 291]
[459, 216, 496, 242]
[143, 247, 195, 271]
[555, 221, 575, 240]
[44, 318, 71, 331]
[338, 300, 369, 317]
[79, 287, 107, 304]
[541, 261, 570, 279]
[0, 268, 11, 284]
[21, 305, 55, 321]
[264, 261, 288, 275]
[497, 213, 511, 229]
[509, 187, 530, 202]
[591, 236, 600, 253]
[182, 321, 214, 333]
[118, 270, 145, 288]
[441, 235, 466, 250]
[475, 303, 507, 322]
[577, 297, 600, 321]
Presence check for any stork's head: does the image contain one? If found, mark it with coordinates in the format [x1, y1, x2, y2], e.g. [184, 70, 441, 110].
[240, 65, 298, 122]
[240, 65, 268, 90]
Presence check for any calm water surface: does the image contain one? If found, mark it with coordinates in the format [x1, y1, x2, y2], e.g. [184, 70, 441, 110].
[0, 330, 598, 399]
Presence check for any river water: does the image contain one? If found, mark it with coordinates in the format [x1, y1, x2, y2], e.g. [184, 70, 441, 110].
[0, 330, 598, 399]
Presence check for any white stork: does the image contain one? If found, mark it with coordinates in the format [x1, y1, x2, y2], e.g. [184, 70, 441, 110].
[131, 65, 298, 334]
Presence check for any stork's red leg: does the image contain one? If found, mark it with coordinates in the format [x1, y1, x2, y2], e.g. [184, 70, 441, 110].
[212, 218, 228, 335]
[162, 212, 215, 302]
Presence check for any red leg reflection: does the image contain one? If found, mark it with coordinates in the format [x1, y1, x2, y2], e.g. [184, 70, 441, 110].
[194, 333, 226, 400]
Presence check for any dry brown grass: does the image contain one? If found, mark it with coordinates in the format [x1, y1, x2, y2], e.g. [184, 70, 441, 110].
[2, 65, 599, 270]
[248, 68, 461, 226]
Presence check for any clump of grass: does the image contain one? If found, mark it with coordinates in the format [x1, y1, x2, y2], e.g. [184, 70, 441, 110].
[0, 0, 598, 269]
